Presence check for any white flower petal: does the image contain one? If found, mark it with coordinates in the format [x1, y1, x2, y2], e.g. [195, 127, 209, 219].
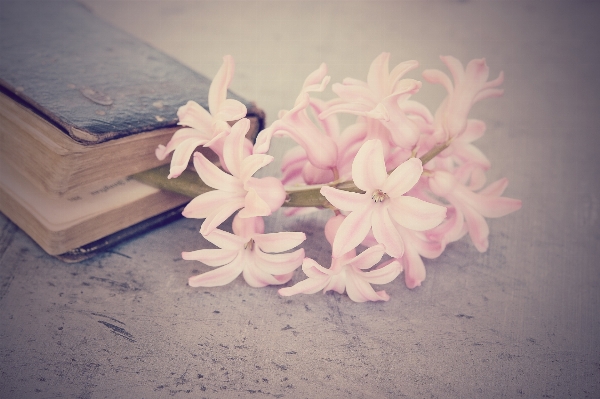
[388, 196, 447, 231]
[188, 257, 243, 287]
[352, 139, 388, 191]
[382, 157, 423, 197]
[182, 248, 239, 267]
[253, 232, 306, 253]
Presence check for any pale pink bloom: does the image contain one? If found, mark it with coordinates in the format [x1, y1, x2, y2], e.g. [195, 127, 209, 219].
[428, 170, 521, 252]
[425, 206, 468, 247]
[156, 55, 247, 178]
[254, 65, 338, 171]
[319, 52, 427, 149]
[278, 246, 401, 302]
[361, 220, 443, 289]
[321, 139, 447, 258]
[278, 215, 402, 302]
[432, 119, 490, 174]
[182, 118, 286, 236]
[423, 56, 504, 142]
[280, 116, 367, 186]
[394, 224, 444, 289]
[183, 215, 305, 288]
[278, 97, 343, 185]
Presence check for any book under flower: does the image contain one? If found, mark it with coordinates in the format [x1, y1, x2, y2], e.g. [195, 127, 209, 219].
[0, 0, 264, 261]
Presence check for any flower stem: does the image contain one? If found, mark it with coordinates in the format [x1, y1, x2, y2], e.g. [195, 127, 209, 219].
[132, 141, 450, 208]
[419, 142, 450, 166]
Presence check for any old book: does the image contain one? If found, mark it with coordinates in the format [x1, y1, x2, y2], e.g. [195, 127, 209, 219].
[0, 157, 190, 258]
[0, 1, 264, 260]
[0, 0, 264, 198]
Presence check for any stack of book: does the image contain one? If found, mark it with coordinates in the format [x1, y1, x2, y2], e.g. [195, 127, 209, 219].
[0, 1, 264, 261]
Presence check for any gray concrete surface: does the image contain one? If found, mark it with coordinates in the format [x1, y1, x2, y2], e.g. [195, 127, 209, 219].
[1, 1, 599, 398]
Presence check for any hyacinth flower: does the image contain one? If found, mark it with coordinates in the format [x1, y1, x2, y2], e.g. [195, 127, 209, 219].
[182, 118, 286, 236]
[280, 100, 369, 187]
[278, 215, 402, 302]
[423, 56, 504, 143]
[183, 215, 306, 288]
[428, 170, 521, 252]
[254, 64, 339, 172]
[319, 52, 430, 150]
[321, 139, 447, 258]
[394, 223, 445, 289]
[146, 53, 521, 302]
[156, 55, 247, 178]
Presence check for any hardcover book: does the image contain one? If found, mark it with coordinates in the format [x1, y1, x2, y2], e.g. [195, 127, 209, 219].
[0, 1, 264, 260]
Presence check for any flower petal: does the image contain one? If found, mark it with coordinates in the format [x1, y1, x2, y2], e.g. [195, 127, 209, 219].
[456, 187, 522, 218]
[362, 260, 402, 285]
[199, 198, 246, 236]
[193, 152, 241, 192]
[177, 100, 213, 132]
[215, 98, 247, 121]
[388, 60, 419, 91]
[460, 203, 490, 252]
[183, 190, 237, 219]
[440, 55, 465, 86]
[371, 205, 405, 258]
[318, 101, 372, 119]
[422, 69, 453, 94]
[382, 157, 423, 197]
[240, 154, 274, 183]
[188, 257, 243, 287]
[302, 63, 330, 92]
[238, 188, 272, 218]
[302, 257, 337, 277]
[182, 248, 239, 267]
[345, 270, 390, 302]
[401, 243, 427, 289]
[242, 259, 286, 287]
[320, 186, 368, 212]
[208, 55, 235, 115]
[203, 228, 246, 250]
[345, 244, 386, 270]
[223, 118, 251, 177]
[278, 276, 330, 296]
[167, 137, 209, 179]
[331, 206, 374, 258]
[352, 139, 388, 191]
[254, 248, 305, 275]
[478, 178, 509, 197]
[389, 196, 447, 231]
[253, 232, 306, 253]
[367, 52, 390, 100]
[157, 127, 212, 161]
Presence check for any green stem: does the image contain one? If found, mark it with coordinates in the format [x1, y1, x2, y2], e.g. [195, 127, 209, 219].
[132, 141, 450, 208]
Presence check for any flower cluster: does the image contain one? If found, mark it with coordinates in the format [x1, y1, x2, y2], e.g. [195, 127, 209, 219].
[157, 53, 521, 302]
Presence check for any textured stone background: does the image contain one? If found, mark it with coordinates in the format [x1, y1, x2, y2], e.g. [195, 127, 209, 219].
[1, 1, 599, 398]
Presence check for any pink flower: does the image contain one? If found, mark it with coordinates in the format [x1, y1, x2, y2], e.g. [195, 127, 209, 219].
[395, 224, 444, 289]
[423, 56, 504, 142]
[278, 215, 402, 302]
[428, 170, 521, 252]
[254, 65, 338, 171]
[278, 247, 401, 302]
[156, 55, 247, 178]
[319, 52, 426, 149]
[320, 139, 447, 258]
[182, 118, 286, 236]
[183, 216, 305, 288]
[280, 113, 367, 186]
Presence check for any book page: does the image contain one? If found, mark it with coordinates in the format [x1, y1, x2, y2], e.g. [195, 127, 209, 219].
[0, 159, 160, 231]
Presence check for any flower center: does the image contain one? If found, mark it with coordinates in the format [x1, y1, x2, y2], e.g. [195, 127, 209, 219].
[371, 189, 388, 203]
[244, 239, 255, 251]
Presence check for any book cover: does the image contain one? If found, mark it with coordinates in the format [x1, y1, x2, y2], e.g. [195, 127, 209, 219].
[0, 0, 264, 144]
